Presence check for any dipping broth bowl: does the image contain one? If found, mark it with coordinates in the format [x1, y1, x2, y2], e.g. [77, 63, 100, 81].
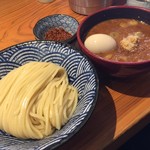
[77, 6, 150, 78]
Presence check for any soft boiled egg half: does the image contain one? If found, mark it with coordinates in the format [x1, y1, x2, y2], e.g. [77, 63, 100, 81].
[84, 34, 117, 54]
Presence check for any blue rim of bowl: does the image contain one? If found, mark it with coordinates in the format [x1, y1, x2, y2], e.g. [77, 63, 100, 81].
[33, 14, 79, 44]
[77, 5, 150, 66]
[1, 40, 99, 150]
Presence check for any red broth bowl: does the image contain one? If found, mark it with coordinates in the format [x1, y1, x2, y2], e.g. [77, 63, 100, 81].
[77, 6, 150, 78]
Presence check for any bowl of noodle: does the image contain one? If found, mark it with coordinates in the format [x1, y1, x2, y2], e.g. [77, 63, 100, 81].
[0, 41, 99, 150]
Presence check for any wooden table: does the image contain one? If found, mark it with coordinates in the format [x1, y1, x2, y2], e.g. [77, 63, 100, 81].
[0, 0, 150, 149]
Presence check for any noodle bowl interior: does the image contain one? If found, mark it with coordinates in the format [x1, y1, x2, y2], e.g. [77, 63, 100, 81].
[85, 18, 150, 62]
[0, 62, 78, 139]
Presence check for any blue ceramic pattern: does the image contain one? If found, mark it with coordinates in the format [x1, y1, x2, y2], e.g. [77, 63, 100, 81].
[0, 41, 99, 150]
[33, 14, 79, 43]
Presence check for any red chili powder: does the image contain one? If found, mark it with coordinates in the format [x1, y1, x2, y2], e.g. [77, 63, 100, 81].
[44, 27, 72, 41]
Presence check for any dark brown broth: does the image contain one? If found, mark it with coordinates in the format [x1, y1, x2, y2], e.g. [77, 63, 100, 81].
[86, 19, 150, 62]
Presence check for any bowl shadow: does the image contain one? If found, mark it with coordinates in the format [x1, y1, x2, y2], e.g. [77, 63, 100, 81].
[56, 82, 117, 150]
[98, 71, 150, 98]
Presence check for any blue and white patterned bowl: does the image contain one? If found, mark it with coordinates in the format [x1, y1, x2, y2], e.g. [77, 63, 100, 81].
[33, 14, 79, 43]
[0, 41, 99, 150]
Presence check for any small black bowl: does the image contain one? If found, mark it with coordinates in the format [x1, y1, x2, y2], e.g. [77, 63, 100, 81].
[33, 14, 79, 43]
